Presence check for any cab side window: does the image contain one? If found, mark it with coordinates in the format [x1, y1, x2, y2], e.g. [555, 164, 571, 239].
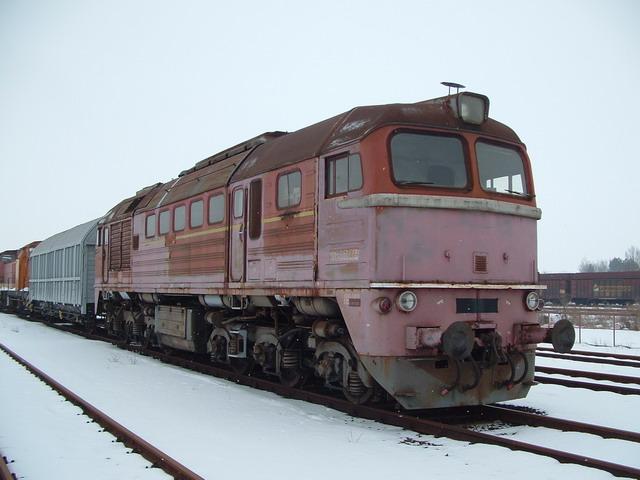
[326, 153, 362, 196]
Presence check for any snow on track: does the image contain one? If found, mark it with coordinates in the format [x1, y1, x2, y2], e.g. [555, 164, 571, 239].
[0, 339, 170, 479]
[1, 313, 637, 480]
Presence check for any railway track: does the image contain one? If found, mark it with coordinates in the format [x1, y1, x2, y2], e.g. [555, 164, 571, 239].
[534, 347, 640, 395]
[0, 342, 203, 480]
[4, 317, 640, 478]
[536, 346, 640, 368]
[534, 374, 640, 396]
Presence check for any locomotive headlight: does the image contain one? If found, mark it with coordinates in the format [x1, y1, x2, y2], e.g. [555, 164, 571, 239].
[524, 291, 540, 311]
[397, 291, 418, 312]
[450, 93, 489, 125]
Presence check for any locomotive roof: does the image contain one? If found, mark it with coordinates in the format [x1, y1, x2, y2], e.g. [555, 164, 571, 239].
[232, 95, 520, 181]
[101, 93, 522, 219]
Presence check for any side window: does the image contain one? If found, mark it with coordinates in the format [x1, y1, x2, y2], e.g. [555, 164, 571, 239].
[174, 205, 186, 231]
[159, 210, 170, 235]
[277, 170, 301, 209]
[190, 200, 203, 228]
[146, 214, 156, 238]
[97, 228, 102, 246]
[326, 153, 363, 196]
[249, 179, 262, 239]
[233, 189, 244, 218]
[209, 194, 225, 224]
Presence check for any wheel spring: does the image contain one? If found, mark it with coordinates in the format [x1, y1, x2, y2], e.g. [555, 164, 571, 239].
[347, 371, 366, 397]
[228, 335, 240, 356]
[132, 320, 144, 337]
[282, 349, 300, 369]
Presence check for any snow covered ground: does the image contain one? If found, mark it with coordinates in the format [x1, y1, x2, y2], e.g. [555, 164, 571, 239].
[1, 313, 639, 480]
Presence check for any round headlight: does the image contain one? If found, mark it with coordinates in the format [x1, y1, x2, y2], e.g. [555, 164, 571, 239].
[397, 291, 418, 312]
[524, 291, 539, 311]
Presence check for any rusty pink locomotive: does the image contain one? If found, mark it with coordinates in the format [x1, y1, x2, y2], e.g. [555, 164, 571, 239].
[95, 90, 573, 409]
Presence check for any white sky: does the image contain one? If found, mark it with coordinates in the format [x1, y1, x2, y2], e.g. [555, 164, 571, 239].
[1, 0, 638, 272]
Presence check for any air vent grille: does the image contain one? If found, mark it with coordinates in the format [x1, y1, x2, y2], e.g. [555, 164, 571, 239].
[474, 253, 488, 273]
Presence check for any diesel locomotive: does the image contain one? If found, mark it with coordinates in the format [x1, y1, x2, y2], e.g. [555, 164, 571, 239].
[5, 88, 575, 409]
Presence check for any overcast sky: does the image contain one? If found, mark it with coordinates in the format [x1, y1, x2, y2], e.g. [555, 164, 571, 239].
[1, 0, 638, 272]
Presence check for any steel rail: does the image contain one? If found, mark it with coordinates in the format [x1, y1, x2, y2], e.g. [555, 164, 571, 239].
[479, 405, 640, 443]
[120, 346, 640, 478]
[8, 318, 640, 478]
[536, 351, 640, 368]
[537, 346, 640, 362]
[0, 343, 203, 480]
[0, 454, 16, 480]
[535, 365, 640, 384]
[534, 375, 640, 396]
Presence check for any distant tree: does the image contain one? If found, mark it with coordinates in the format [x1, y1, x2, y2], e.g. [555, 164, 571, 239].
[579, 246, 640, 272]
[609, 257, 626, 272]
[624, 246, 640, 270]
[579, 258, 608, 272]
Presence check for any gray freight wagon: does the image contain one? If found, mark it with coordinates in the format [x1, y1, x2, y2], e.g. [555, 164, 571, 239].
[29, 219, 99, 319]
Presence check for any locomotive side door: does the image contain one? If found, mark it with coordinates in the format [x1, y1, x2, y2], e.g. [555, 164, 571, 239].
[230, 186, 247, 282]
[101, 226, 109, 283]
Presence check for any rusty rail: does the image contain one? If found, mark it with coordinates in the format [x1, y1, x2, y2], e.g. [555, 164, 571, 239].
[536, 365, 640, 384]
[534, 375, 640, 396]
[123, 345, 640, 478]
[8, 318, 640, 478]
[537, 346, 640, 362]
[0, 343, 203, 480]
[536, 351, 640, 368]
[0, 454, 16, 480]
[479, 405, 640, 443]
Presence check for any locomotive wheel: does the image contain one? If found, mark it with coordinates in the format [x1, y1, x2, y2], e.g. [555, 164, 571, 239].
[229, 357, 254, 375]
[279, 367, 305, 387]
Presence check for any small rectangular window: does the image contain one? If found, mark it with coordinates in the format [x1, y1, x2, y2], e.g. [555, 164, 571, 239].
[190, 200, 203, 228]
[97, 228, 102, 246]
[233, 189, 244, 218]
[209, 194, 225, 224]
[159, 210, 170, 234]
[249, 180, 262, 239]
[277, 170, 301, 209]
[146, 214, 156, 238]
[326, 153, 363, 196]
[174, 205, 186, 231]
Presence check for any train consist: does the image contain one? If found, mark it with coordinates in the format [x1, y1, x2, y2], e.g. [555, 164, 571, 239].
[540, 271, 640, 305]
[0, 89, 575, 409]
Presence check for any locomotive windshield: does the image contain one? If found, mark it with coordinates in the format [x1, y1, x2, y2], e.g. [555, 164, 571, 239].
[390, 132, 467, 188]
[476, 141, 528, 196]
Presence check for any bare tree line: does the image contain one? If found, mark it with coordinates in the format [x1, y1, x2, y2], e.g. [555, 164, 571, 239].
[579, 246, 640, 272]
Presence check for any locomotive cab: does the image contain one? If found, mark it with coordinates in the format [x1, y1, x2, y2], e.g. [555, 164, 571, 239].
[319, 91, 575, 408]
